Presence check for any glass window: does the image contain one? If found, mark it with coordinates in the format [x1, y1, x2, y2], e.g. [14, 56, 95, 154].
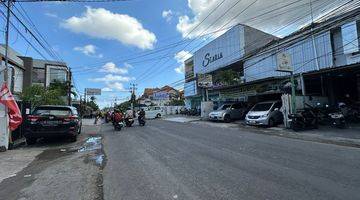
[34, 107, 71, 116]
[32, 68, 45, 84]
[218, 104, 231, 110]
[49, 68, 67, 83]
[251, 103, 273, 111]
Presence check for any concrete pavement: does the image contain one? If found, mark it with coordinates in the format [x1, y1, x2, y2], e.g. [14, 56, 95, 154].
[0, 119, 104, 200]
[102, 119, 360, 200]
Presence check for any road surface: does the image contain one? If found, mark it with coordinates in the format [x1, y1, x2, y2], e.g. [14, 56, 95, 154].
[102, 120, 360, 200]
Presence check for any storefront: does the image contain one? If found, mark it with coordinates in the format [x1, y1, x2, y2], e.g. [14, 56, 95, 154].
[184, 24, 277, 108]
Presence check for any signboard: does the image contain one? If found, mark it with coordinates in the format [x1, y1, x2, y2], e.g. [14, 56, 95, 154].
[153, 91, 169, 100]
[85, 88, 101, 96]
[276, 52, 293, 72]
[194, 25, 245, 74]
[197, 74, 213, 88]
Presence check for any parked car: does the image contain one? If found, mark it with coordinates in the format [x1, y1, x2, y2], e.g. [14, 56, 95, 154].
[142, 106, 165, 119]
[209, 102, 248, 122]
[24, 105, 82, 145]
[245, 101, 283, 127]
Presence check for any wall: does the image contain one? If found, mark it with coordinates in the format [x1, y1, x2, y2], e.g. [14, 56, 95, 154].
[184, 80, 197, 97]
[244, 31, 333, 82]
[244, 26, 278, 54]
[194, 25, 245, 74]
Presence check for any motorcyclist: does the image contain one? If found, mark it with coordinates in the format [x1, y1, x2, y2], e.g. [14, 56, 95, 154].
[124, 108, 135, 127]
[113, 110, 123, 124]
[138, 108, 146, 125]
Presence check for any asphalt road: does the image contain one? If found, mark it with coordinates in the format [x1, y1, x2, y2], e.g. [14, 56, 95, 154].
[102, 120, 360, 200]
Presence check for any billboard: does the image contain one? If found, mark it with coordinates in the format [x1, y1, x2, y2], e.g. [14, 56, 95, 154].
[194, 25, 245, 74]
[85, 88, 101, 96]
[153, 91, 169, 100]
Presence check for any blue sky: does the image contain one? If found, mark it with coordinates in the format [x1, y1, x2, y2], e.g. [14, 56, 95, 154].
[0, 0, 345, 108]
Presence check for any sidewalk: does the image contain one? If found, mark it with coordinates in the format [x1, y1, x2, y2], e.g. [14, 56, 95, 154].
[162, 115, 201, 123]
[165, 115, 360, 148]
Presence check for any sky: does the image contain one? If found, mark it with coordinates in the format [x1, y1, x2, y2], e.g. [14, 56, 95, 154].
[0, 0, 348, 108]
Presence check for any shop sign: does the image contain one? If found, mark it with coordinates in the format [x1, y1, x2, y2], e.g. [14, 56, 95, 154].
[202, 52, 223, 67]
[276, 52, 293, 72]
[85, 88, 101, 96]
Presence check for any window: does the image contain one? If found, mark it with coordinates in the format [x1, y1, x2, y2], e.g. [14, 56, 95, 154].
[32, 68, 45, 84]
[49, 68, 67, 83]
[46, 65, 68, 86]
[341, 21, 359, 54]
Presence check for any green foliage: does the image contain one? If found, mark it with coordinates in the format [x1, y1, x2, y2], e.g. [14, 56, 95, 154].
[21, 85, 66, 107]
[85, 100, 99, 111]
[215, 69, 239, 85]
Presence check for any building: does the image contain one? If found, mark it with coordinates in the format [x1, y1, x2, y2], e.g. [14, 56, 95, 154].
[139, 85, 182, 106]
[0, 46, 70, 150]
[184, 24, 278, 109]
[20, 56, 71, 105]
[184, 8, 360, 110]
[0, 45, 25, 100]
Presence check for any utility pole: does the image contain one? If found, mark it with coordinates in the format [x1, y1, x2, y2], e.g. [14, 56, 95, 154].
[67, 70, 72, 106]
[129, 83, 137, 111]
[4, 0, 12, 84]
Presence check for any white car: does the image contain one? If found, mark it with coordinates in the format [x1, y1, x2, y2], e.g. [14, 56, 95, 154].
[142, 106, 164, 119]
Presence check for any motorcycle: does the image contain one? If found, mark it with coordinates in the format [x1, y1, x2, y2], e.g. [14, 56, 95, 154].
[288, 108, 318, 131]
[328, 112, 346, 129]
[114, 121, 124, 131]
[124, 117, 135, 127]
[138, 116, 146, 126]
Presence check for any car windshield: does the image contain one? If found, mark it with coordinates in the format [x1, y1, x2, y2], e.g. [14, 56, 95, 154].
[218, 105, 231, 110]
[34, 108, 72, 116]
[251, 103, 273, 111]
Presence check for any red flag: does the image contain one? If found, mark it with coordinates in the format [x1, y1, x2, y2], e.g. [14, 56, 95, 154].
[0, 83, 23, 131]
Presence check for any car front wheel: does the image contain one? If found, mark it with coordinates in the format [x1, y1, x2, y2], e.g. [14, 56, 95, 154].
[224, 115, 231, 123]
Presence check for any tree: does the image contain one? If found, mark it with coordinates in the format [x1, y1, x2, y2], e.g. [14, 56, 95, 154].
[216, 69, 239, 86]
[21, 85, 65, 107]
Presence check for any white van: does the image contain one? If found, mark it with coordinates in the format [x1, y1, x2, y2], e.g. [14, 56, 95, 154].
[142, 106, 165, 119]
[245, 101, 283, 127]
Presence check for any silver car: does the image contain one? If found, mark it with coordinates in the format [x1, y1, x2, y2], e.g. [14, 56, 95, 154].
[245, 101, 283, 127]
[209, 103, 247, 123]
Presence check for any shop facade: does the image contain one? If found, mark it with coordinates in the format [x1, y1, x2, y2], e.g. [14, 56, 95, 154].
[184, 9, 360, 112]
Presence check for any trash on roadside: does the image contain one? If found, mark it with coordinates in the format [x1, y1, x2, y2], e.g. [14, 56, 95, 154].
[60, 149, 66, 152]
[23, 174, 31, 178]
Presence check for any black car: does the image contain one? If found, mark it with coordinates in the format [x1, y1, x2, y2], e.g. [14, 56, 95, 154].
[24, 105, 82, 145]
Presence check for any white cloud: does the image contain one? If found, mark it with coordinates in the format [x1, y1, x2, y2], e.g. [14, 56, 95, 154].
[99, 62, 128, 74]
[89, 74, 135, 83]
[45, 12, 59, 18]
[175, 65, 185, 74]
[176, 0, 344, 39]
[74, 44, 103, 58]
[106, 82, 127, 92]
[102, 87, 113, 92]
[62, 7, 157, 49]
[124, 62, 133, 69]
[174, 50, 192, 74]
[162, 10, 173, 22]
